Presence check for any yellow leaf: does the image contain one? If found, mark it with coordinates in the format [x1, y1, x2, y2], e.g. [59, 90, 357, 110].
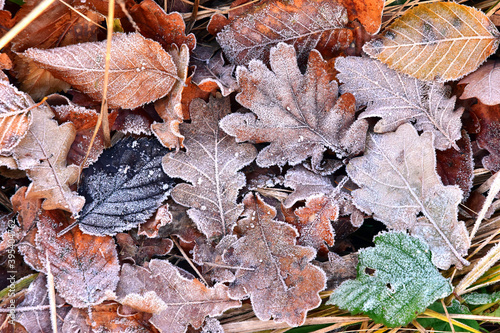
[363, 2, 500, 82]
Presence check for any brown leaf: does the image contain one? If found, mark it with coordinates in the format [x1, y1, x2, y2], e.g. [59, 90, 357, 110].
[62, 302, 157, 333]
[336, 0, 384, 34]
[22, 33, 178, 109]
[0, 76, 33, 155]
[292, 195, 337, 254]
[470, 102, 500, 171]
[315, 252, 357, 290]
[459, 60, 500, 106]
[363, 2, 500, 82]
[162, 97, 257, 238]
[152, 44, 189, 149]
[12, 104, 85, 214]
[18, 209, 120, 308]
[116, 259, 241, 333]
[193, 236, 238, 283]
[138, 204, 172, 238]
[347, 123, 470, 269]
[129, 0, 196, 51]
[220, 43, 368, 169]
[224, 193, 326, 326]
[216, 0, 369, 65]
[116, 232, 173, 265]
[158, 200, 203, 244]
[436, 131, 474, 200]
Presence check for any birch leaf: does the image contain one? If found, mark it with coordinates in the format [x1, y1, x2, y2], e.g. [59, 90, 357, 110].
[347, 124, 470, 269]
[363, 2, 500, 82]
[22, 33, 178, 109]
[459, 60, 500, 106]
[335, 56, 462, 150]
[162, 97, 257, 238]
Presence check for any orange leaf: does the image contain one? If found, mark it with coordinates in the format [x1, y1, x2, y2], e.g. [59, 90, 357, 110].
[470, 102, 500, 171]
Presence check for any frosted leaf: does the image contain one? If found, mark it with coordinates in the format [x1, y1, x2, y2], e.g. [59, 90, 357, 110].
[116, 259, 241, 333]
[223, 193, 326, 327]
[347, 124, 469, 269]
[460, 60, 500, 105]
[335, 56, 462, 150]
[462, 291, 500, 305]
[193, 235, 238, 283]
[162, 97, 257, 238]
[316, 252, 357, 290]
[22, 33, 178, 109]
[284, 165, 335, 208]
[327, 231, 452, 327]
[78, 137, 174, 236]
[220, 43, 368, 169]
[470, 103, 500, 171]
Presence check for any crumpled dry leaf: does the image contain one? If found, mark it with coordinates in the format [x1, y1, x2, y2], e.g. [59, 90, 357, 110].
[151, 44, 189, 150]
[18, 209, 120, 308]
[220, 43, 368, 169]
[335, 56, 463, 150]
[12, 104, 85, 214]
[315, 252, 357, 290]
[347, 123, 470, 269]
[470, 102, 500, 171]
[216, 0, 372, 65]
[22, 33, 178, 109]
[459, 60, 500, 106]
[128, 0, 196, 51]
[116, 259, 241, 333]
[363, 2, 500, 82]
[162, 97, 257, 238]
[193, 235, 238, 283]
[0, 76, 33, 155]
[223, 193, 326, 326]
[116, 232, 173, 265]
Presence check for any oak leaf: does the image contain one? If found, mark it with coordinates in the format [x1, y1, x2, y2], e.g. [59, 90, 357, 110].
[116, 259, 241, 333]
[0, 75, 33, 155]
[162, 97, 257, 238]
[223, 193, 326, 326]
[363, 2, 500, 82]
[216, 0, 369, 66]
[12, 104, 85, 214]
[77, 137, 174, 236]
[22, 33, 178, 109]
[347, 123, 470, 269]
[459, 60, 500, 106]
[18, 209, 120, 308]
[193, 235, 238, 283]
[220, 43, 368, 169]
[335, 56, 463, 150]
[470, 102, 500, 171]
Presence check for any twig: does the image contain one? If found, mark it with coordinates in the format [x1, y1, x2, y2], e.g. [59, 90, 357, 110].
[45, 253, 58, 333]
[470, 171, 500, 242]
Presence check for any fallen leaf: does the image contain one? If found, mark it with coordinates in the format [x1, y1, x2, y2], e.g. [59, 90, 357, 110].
[284, 165, 335, 208]
[316, 252, 357, 290]
[347, 123, 470, 269]
[22, 33, 178, 109]
[116, 232, 173, 265]
[470, 102, 500, 171]
[220, 43, 368, 169]
[138, 204, 172, 238]
[459, 60, 500, 106]
[327, 232, 453, 327]
[193, 235, 238, 283]
[157, 200, 203, 244]
[78, 137, 174, 236]
[116, 259, 241, 333]
[12, 104, 85, 214]
[162, 97, 257, 238]
[18, 209, 120, 308]
[336, 0, 384, 34]
[216, 0, 369, 65]
[223, 193, 326, 326]
[129, 0, 196, 51]
[111, 107, 156, 135]
[0, 76, 33, 155]
[363, 2, 500, 81]
[151, 44, 189, 149]
[335, 56, 463, 150]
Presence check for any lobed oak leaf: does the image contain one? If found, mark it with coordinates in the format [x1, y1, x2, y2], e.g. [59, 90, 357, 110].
[162, 97, 257, 238]
[347, 123, 470, 269]
[22, 33, 178, 109]
[77, 137, 174, 236]
[470, 102, 500, 171]
[216, 0, 372, 66]
[18, 209, 120, 308]
[335, 56, 463, 150]
[459, 60, 500, 106]
[220, 43, 368, 169]
[193, 235, 238, 283]
[12, 104, 85, 214]
[223, 193, 326, 326]
[363, 2, 500, 82]
[116, 259, 241, 333]
[0, 76, 33, 155]
[128, 0, 196, 51]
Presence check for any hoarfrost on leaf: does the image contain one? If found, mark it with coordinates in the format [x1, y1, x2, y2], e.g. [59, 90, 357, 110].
[327, 231, 453, 327]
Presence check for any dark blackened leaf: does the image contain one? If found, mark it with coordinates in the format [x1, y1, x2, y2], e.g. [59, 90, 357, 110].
[78, 137, 174, 235]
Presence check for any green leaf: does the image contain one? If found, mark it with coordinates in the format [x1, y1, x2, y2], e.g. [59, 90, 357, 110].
[327, 231, 452, 327]
[417, 300, 483, 332]
[463, 291, 500, 305]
